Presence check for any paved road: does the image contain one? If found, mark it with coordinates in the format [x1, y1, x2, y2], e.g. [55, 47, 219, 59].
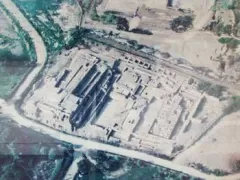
[0, 0, 47, 101]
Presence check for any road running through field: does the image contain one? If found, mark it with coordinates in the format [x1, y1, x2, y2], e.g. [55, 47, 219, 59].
[1, 103, 212, 180]
[0, 0, 47, 101]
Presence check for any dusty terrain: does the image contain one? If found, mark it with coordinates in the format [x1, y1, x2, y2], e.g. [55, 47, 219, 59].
[175, 112, 240, 173]
[52, 2, 81, 31]
[87, 0, 229, 75]
[82, 0, 240, 175]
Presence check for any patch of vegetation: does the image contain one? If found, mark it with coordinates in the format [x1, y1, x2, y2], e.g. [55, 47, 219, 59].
[197, 81, 212, 92]
[81, 0, 91, 12]
[0, 3, 37, 98]
[116, 17, 129, 31]
[219, 37, 240, 49]
[90, 5, 153, 35]
[90, 3, 100, 21]
[74, 150, 203, 180]
[223, 24, 234, 35]
[206, 84, 226, 97]
[224, 96, 240, 115]
[212, 0, 234, 11]
[210, 21, 233, 36]
[231, 159, 240, 173]
[91, 6, 128, 28]
[190, 163, 229, 176]
[12, 0, 65, 54]
[170, 15, 194, 33]
[0, 2, 36, 61]
[208, 0, 240, 37]
[131, 28, 153, 35]
[0, 63, 30, 99]
[65, 28, 91, 50]
[0, 118, 74, 180]
[104, 10, 122, 15]
[100, 11, 119, 25]
[197, 81, 226, 98]
[214, 0, 240, 37]
[12, 0, 81, 55]
[89, 151, 124, 172]
[232, 0, 240, 37]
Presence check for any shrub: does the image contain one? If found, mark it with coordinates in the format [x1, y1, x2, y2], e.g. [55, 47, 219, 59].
[197, 81, 225, 98]
[101, 12, 118, 25]
[82, 0, 91, 12]
[219, 37, 232, 44]
[215, 22, 225, 36]
[131, 28, 153, 35]
[223, 24, 233, 35]
[206, 85, 225, 98]
[218, 37, 240, 49]
[170, 16, 193, 33]
[117, 17, 129, 31]
[224, 96, 240, 114]
[197, 81, 211, 92]
[91, 6, 100, 21]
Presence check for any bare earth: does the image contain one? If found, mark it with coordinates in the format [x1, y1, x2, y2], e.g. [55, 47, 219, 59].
[175, 112, 240, 173]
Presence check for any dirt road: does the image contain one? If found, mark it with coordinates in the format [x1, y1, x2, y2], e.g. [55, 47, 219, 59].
[0, 0, 47, 101]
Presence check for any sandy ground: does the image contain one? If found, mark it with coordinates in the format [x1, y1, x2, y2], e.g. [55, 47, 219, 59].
[84, 20, 225, 73]
[178, 0, 215, 29]
[92, 0, 225, 73]
[175, 112, 240, 173]
[52, 2, 81, 31]
[154, 31, 225, 72]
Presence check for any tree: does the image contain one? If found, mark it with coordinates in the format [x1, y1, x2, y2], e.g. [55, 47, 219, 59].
[223, 24, 233, 35]
[77, 159, 91, 175]
[171, 16, 193, 33]
[117, 17, 129, 31]
[197, 81, 211, 92]
[48, 148, 57, 160]
[101, 13, 118, 25]
[224, 96, 240, 114]
[218, 38, 240, 49]
[228, 39, 240, 49]
[216, 22, 224, 36]
[91, 6, 100, 21]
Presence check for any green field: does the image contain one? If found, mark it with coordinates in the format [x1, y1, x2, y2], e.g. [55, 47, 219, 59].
[13, 0, 82, 55]
[0, 0, 82, 98]
[74, 150, 203, 180]
[0, 117, 73, 179]
[0, 11, 31, 99]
